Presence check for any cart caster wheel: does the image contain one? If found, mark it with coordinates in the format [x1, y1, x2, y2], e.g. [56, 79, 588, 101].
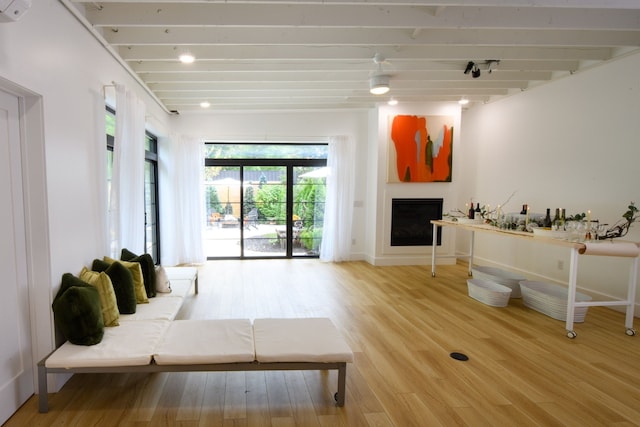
[431, 272, 436, 277]
[625, 328, 636, 336]
[566, 331, 577, 339]
[334, 392, 339, 402]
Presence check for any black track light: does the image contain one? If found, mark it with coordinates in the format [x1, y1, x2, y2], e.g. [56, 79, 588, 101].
[463, 61, 474, 74]
[472, 65, 481, 78]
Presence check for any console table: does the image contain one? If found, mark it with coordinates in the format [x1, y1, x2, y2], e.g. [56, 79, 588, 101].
[430, 219, 638, 338]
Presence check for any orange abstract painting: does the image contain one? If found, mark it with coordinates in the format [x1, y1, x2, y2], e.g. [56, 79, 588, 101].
[388, 115, 453, 182]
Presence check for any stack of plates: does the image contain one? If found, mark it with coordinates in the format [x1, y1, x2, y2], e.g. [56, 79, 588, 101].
[467, 279, 512, 307]
[520, 281, 592, 322]
[472, 266, 527, 298]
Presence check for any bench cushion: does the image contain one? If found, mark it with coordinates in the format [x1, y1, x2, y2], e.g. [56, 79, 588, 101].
[118, 296, 184, 322]
[253, 318, 354, 363]
[154, 319, 255, 365]
[45, 320, 170, 368]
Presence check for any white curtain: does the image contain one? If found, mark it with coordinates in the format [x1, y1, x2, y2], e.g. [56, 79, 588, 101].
[159, 134, 205, 265]
[109, 84, 146, 257]
[320, 135, 355, 262]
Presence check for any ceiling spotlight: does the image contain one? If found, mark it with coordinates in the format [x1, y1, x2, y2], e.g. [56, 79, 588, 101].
[370, 74, 390, 95]
[388, 98, 398, 106]
[200, 101, 210, 108]
[472, 65, 481, 78]
[458, 98, 469, 105]
[463, 61, 474, 75]
[179, 53, 195, 64]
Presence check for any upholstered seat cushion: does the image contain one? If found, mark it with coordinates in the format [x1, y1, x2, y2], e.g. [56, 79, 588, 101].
[253, 318, 354, 363]
[154, 319, 255, 365]
[45, 320, 170, 368]
[118, 296, 184, 322]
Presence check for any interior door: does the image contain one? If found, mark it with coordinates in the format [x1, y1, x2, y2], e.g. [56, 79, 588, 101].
[0, 89, 34, 424]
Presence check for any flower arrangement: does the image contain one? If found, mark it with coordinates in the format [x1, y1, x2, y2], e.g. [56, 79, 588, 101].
[598, 202, 639, 240]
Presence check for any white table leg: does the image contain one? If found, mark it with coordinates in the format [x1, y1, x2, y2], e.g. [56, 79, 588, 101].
[431, 222, 438, 277]
[566, 247, 579, 338]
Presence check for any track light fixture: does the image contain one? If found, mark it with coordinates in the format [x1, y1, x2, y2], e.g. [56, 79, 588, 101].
[463, 61, 474, 74]
[463, 60, 500, 78]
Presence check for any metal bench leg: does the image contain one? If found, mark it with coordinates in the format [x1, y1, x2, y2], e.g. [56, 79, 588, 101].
[38, 361, 49, 413]
[336, 363, 347, 406]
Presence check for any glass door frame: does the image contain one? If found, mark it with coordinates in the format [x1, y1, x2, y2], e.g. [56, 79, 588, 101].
[204, 158, 326, 259]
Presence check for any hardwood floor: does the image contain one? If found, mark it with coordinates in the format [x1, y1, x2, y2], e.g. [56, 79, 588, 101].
[7, 260, 640, 426]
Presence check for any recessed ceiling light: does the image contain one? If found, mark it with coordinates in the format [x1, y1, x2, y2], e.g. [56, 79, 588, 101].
[388, 98, 398, 106]
[458, 98, 470, 105]
[179, 54, 195, 64]
[200, 101, 210, 108]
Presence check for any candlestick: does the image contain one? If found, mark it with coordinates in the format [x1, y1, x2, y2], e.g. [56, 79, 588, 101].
[587, 210, 591, 227]
[525, 206, 530, 228]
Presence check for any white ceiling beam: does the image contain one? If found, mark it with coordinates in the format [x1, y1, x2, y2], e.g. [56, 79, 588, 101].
[155, 87, 508, 98]
[117, 45, 613, 61]
[136, 70, 551, 82]
[74, 1, 640, 9]
[148, 80, 529, 91]
[86, 4, 640, 31]
[104, 27, 640, 48]
[130, 59, 577, 73]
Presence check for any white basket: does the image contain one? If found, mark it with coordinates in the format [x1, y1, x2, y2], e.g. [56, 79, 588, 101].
[467, 279, 512, 307]
[472, 266, 527, 298]
[520, 280, 592, 322]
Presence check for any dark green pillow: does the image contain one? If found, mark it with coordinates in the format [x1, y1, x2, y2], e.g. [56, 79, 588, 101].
[92, 258, 111, 273]
[52, 273, 104, 346]
[121, 248, 157, 298]
[103, 261, 137, 314]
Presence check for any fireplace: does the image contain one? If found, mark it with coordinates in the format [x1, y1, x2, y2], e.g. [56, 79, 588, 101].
[390, 198, 443, 246]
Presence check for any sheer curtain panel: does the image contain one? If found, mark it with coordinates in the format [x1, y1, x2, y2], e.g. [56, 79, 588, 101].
[320, 135, 355, 262]
[109, 84, 146, 257]
[158, 134, 205, 266]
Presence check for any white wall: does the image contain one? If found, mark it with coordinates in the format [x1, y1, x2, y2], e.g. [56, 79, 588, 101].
[171, 110, 371, 259]
[0, 0, 171, 386]
[459, 50, 640, 305]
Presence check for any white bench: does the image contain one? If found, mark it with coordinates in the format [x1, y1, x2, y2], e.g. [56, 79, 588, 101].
[38, 317, 353, 412]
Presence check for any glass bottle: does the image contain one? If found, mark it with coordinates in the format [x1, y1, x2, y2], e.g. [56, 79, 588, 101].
[552, 208, 560, 230]
[543, 208, 552, 229]
[468, 203, 475, 219]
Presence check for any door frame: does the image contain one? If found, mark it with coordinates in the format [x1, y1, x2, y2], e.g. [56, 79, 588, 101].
[0, 78, 53, 395]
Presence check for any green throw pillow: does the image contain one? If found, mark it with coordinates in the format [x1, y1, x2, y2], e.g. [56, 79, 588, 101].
[92, 258, 111, 273]
[52, 273, 104, 346]
[102, 261, 137, 314]
[121, 248, 157, 298]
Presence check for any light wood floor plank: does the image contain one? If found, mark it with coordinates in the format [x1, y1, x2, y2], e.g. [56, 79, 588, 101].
[6, 260, 640, 426]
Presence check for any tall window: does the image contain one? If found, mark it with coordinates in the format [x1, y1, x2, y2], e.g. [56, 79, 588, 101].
[106, 107, 160, 262]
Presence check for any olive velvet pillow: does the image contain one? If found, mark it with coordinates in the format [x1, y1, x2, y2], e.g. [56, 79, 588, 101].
[92, 259, 137, 314]
[52, 273, 104, 346]
[121, 248, 157, 298]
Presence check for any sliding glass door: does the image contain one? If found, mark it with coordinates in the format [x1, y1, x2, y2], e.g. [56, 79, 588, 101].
[203, 143, 327, 259]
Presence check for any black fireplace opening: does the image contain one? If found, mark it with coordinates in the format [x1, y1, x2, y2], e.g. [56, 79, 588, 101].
[391, 198, 443, 246]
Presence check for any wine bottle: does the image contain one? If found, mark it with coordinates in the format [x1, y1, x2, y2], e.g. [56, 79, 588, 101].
[520, 204, 528, 215]
[543, 208, 552, 229]
[468, 203, 475, 219]
[552, 208, 560, 230]
[475, 203, 481, 214]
